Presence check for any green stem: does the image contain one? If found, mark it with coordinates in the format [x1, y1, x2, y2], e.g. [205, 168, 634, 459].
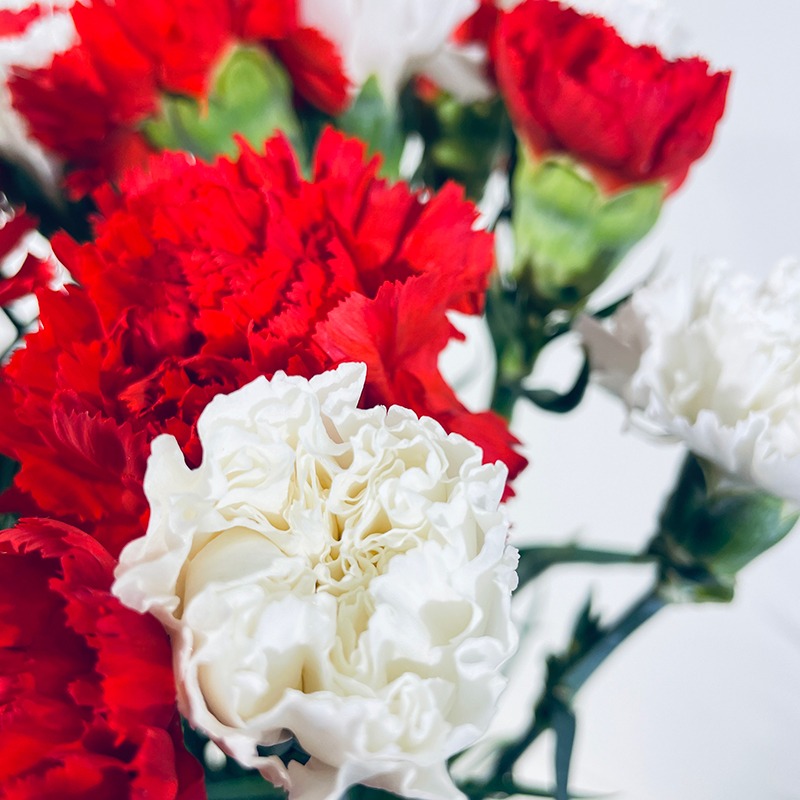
[485, 285, 545, 421]
[491, 380, 522, 422]
[516, 545, 658, 588]
[490, 585, 667, 784]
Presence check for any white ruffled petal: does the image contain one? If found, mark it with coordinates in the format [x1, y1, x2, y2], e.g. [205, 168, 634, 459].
[580, 259, 800, 504]
[113, 363, 517, 799]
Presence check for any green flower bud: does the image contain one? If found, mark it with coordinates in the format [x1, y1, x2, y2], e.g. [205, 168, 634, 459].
[651, 454, 799, 598]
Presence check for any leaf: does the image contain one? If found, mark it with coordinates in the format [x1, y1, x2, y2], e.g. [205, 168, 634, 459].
[522, 353, 590, 413]
[552, 702, 577, 800]
[591, 292, 633, 320]
[569, 596, 603, 658]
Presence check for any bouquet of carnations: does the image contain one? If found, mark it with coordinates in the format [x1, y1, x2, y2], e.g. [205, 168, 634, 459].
[0, 0, 796, 798]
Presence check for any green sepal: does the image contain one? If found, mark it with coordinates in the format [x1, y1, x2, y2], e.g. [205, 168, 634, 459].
[512, 148, 664, 309]
[651, 454, 799, 592]
[336, 76, 406, 179]
[143, 46, 306, 164]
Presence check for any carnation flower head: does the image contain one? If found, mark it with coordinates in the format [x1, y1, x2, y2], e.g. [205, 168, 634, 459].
[579, 260, 800, 504]
[493, 0, 730, 193]
[113, 363, 518, 800]
[8, 0, 348, 194]
[0, 518, 204, 800]
[0, 129, 525, 556]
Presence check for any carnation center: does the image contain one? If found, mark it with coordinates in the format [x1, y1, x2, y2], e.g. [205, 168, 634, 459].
[179, 410, 456, 696]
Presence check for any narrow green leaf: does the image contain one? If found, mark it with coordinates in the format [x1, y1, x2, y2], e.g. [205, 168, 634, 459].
[522, 354, 590, 414]
[552, 703, 577, 800]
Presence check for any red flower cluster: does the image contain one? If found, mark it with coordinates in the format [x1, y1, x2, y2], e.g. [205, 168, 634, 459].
[494, 0, 730, 192]
[0, 130, 525, 557]
[10, 0, 348, 194]
[0, 518, 204, 800]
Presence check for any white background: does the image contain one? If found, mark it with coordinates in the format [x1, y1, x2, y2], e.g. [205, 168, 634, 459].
[467, 2, 800, 798]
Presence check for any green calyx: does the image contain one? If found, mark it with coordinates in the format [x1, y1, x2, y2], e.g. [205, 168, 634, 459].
[651, 454, 799, 599]
[143, 45, 305, 163]
[335, 76, 405, 179]
[512, 147, 665, 309]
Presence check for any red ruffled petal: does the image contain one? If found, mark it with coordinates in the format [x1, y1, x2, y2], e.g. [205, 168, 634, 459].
[494, 0, 730, 192]
[0, 520, 204, 800]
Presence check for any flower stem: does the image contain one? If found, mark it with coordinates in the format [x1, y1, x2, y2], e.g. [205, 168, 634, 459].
[515, 545, 658, 588]
[489, 584, 667, 786]
[484, 275, 547, 421]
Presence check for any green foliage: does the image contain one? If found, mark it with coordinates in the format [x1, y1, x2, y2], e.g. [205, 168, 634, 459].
[402, 88, 513, 199]
[144, 47, 306, 164]
[336, 77, 406, 179]
[523, 353, 590, 414]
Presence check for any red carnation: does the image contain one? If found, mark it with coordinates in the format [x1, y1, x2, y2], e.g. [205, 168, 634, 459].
[0, 518, 204, 800]
[9, 0, 348, 195]
[494, 0, 730, 192]
[0, 129, 525, 557]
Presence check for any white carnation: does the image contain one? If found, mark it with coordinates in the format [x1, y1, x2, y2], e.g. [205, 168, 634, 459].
[298, 0, 492, 102]
[579, 260, 800, 504]
[113, 362, 518, 800]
